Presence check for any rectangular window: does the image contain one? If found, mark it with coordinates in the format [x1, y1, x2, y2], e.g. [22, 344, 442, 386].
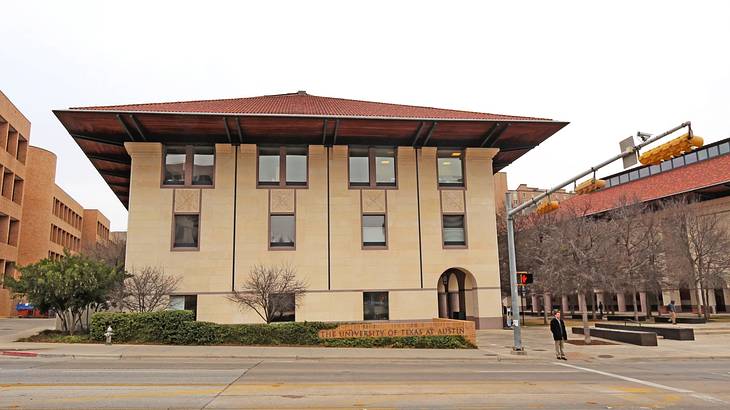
[708, 145, 719, 158]
[719, 142, 729, 155]
[163, 145, 215, 187]
[672, 156, 685, 168]
[192, 146, 215, 186]
[270, 214, 295, 248]
[374, 148, 396, 186]
[269, 293, 295, 322]
[660, 160, 672, 172]
[437, 149, 464, 187]
[697, 149, 708, 161]
[684, 151, 698, 164]
[258, 146, 308, 187]
[363, 292, 389, 321]
[173, 214, 199, 249]
[285, 146, 308, 186]
[362, 214, 386, 247]
[442, 215, 466, 247]
[348, 147, 397, 188]
[164, 146, 187, 185]
[348, 147, 370, 186]
[258, 146, 281, 185]
[638, 167, 650, 178]
[649, 164, 661, 175]
[1, 169, 13, 199]
[169, 295, 198, 320]
[629, 170, 639, 181]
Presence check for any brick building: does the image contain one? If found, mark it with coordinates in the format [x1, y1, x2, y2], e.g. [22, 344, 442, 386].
[0, 91, 111, 317]
[55, 91, 567, 328]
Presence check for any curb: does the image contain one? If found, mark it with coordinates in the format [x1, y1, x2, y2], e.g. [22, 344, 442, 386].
[1, 351, 39, 357]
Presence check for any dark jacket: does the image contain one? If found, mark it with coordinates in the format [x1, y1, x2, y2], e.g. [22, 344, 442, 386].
[550, 317, 567, 341]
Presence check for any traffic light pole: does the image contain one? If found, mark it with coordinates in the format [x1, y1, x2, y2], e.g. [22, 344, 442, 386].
[504, 121, 691, 353]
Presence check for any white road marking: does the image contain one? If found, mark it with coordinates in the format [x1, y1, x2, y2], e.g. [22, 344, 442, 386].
[555, 362, 728, 405]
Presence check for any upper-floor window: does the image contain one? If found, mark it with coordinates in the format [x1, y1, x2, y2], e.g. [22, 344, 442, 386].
[442, 214, 466, 247]
[258, 146, 308, 187]
[348, 147, 396, 188]
[437, 149, 464, 188]
[163, 145, 215, 187]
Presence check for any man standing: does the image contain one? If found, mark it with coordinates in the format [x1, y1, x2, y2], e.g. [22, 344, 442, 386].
[550, 310, 568, 360]
[668, 300, 677, 325]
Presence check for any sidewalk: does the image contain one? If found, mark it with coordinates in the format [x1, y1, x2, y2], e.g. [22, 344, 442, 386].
[2, 320, 729, 363]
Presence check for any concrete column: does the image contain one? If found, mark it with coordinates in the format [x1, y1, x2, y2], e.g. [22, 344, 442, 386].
[639, 291, 648, 315]
[544, 293, 552, 315]
[578, 293, 587, 314]
[617, 293, 627, 312]
[561, 295, 569, 314]
[531, 295, 539, 313]
[661, 289, 674, 306]
[438, 293, 448, 318]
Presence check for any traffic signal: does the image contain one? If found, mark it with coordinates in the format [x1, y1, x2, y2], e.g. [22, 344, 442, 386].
[575, 178, 606, 195]
[639, 132, 704, 165]
[536, 199, 559, 215]
[517, 272, 533, 285]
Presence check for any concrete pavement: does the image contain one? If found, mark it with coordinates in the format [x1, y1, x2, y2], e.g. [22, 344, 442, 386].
[1, 356, 728, 408]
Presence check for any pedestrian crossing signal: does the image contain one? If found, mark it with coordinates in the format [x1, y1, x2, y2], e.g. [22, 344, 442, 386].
[517, 272, 533, 285]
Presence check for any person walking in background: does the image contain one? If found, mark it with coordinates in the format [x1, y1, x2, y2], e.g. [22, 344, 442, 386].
[668, 300, 677, 325]
[598, 302, 604, 318]
[550, 310, 568, 360]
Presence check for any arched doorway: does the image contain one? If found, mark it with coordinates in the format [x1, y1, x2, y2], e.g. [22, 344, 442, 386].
[437, 268, 477, 321]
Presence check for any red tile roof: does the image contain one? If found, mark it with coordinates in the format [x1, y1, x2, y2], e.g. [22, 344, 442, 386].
[71, 91, 550, 121]
[564, 153, 730, 215]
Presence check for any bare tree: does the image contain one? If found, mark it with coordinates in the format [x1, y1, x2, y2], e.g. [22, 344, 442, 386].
[227, 263, 308, 324]
[661, 198, 730, 320]
[122, 267, 181, 312]
[605, 197, 657, 322]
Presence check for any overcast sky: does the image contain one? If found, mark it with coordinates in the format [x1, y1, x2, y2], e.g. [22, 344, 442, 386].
[2, 1, 728, 231]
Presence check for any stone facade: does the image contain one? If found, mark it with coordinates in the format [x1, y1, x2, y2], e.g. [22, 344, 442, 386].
[125, 143, 505, 328]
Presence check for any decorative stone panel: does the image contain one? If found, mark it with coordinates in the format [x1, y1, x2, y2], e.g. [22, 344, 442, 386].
[361, 190, 386, 214]
[174, 189, 200, 213]
[441, 190, 465, 214]
[270, 189, 295, 213]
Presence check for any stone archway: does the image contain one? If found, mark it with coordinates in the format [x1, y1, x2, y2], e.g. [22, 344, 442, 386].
[437, 268, 478, 321]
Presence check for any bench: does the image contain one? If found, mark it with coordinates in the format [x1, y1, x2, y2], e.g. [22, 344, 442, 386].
[595, 323, 694, 341]
[654, 316, 706, 324]
[572, 327, 658, 346]
[571, 313, 603, 320]
[606, 314, 647, 321]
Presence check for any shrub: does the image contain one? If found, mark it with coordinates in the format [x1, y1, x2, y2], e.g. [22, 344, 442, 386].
[88, 311, 470, 348]
[322, 336, 475, 349]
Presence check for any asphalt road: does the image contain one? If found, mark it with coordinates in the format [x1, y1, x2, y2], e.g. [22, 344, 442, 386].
[0, 356, 728, 409]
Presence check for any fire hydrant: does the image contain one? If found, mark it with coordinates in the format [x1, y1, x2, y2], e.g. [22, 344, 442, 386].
[104, 326, 114, 345]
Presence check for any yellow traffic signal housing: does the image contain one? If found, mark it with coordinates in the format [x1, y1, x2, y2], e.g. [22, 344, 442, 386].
[536, 199, 559, 215]
[575, 178, 606, 195]
[639, 133, 703, 165]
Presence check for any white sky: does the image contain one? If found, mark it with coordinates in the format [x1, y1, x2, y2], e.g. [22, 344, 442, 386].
[1, 1, 729, 231]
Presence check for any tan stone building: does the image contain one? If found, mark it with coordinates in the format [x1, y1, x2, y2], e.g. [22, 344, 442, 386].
[55, 92, 567, 328]
[0, 91, 112, 317]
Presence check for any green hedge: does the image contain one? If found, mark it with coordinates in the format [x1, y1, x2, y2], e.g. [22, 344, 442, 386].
[89, 311, 473, 348]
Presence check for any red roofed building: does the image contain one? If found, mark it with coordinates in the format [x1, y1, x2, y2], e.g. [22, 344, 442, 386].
[55, 92, 567, 328]
[539, 137, 730, 316]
